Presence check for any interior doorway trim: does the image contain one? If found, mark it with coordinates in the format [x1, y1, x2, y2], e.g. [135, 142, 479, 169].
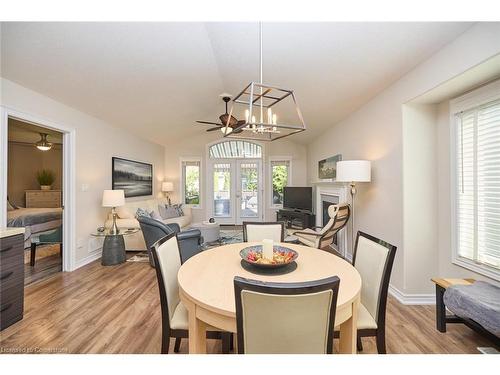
[0, 105, 76, 272]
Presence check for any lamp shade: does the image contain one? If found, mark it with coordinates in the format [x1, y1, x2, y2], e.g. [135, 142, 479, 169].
[162, 182, 174, 192]
[336, 160, 371, 182]
[102, 189, 125, 207]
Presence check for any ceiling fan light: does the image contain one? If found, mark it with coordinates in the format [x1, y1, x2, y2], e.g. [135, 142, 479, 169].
[220, 126, 233, 135]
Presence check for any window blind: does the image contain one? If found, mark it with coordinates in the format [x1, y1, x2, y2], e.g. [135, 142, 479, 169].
[456, 98, 500, 269]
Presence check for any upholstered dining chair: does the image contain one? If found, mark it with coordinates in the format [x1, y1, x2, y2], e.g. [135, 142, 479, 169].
[233, 276, 340, 354]
[242, 221, 285, 242]
[335, 231, 397, 354]
[292, 203, 350, 250]
[151, 233, 231, 354]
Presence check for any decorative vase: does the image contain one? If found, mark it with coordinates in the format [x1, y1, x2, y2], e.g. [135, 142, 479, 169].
[40, 185, 52, 190]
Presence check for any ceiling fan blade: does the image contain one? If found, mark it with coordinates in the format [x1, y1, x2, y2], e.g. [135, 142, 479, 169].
[196, 120, 222, 126]
[232, 120, 247, 133]
[206, 126, 222, 132]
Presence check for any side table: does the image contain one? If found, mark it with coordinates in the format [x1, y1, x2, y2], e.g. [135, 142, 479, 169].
[91, 228, 139, 266]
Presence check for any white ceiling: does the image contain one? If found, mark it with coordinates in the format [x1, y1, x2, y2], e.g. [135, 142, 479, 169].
[1, 22, 473, 145]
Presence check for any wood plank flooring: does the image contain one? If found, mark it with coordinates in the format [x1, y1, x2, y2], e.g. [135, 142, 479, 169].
[23, 245, 62, 286]
[0, 258, 492, 354]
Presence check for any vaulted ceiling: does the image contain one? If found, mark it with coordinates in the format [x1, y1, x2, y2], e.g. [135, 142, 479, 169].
[1, 22, 473, 145]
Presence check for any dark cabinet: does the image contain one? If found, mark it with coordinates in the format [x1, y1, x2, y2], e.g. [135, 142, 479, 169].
[0, 232, 24, 330]
[276, 209, 316, 230]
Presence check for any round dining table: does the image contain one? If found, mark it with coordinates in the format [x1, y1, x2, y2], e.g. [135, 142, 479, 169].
[178, 242, 362, 354]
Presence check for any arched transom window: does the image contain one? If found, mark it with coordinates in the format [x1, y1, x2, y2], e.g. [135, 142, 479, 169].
[209, 140, 262, 159]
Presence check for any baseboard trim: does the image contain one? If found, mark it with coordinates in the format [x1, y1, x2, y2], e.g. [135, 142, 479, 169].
[389, 284, 435, 305]
[73, 250, 102, 271]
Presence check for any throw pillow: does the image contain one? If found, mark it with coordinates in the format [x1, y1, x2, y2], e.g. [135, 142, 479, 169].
[150, 210, 162, 221]
[158, 204, 168, 219]
[136, 208, 153, 218]
[174, 203, 184, 216]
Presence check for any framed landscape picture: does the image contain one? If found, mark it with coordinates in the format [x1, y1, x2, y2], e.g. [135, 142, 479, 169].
[318, 154, 342, 180]
[112, 157, 153, 198]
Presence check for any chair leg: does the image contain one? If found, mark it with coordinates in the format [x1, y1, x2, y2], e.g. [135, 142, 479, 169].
[229, 333, 234, 351]
[60, 243, 63, 259]
[174, 337, 181, 353]
[376, 330, 386, 354]
[30, 243, 37, 267]
[221, 332, 231, 354]
[357, 336, 363, 352]
[161, 331, 170, 354]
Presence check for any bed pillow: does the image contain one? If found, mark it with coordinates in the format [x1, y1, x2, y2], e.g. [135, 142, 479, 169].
[158, 204, 179, 219]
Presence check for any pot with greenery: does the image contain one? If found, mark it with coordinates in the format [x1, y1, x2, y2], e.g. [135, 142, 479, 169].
[36, 169, 55, 190]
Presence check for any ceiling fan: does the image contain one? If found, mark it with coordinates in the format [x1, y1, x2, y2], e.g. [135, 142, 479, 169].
[196, 96, 245, 134]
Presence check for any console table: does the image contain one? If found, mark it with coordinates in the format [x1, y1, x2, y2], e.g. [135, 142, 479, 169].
[276, 209, 315, 230]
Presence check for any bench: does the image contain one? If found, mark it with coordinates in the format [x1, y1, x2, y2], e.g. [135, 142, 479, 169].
[431, 278, 500, 348]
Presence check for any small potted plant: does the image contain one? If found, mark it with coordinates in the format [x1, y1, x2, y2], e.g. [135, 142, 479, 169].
[36, 169, 55, 190]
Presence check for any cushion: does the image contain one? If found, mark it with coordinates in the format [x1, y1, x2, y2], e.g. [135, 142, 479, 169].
[444, 281, 500, 336]
[158, 204, 180, 219]
[150, 210, 162, 221]
[136, 208, 153, 218]
[357, 303, 378, 329]
[173, 203, 184, 216]
[170, 302, 222, 332]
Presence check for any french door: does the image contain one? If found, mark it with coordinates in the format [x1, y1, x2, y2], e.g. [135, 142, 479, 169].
[208, 159, 262, 224]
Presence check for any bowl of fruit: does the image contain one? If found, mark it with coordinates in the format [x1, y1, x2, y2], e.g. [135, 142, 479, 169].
[239, 245, 299, 269]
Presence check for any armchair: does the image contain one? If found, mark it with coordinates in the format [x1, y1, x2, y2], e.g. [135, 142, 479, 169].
[293, 203, 350, 251]
[137, 216, 203, 267]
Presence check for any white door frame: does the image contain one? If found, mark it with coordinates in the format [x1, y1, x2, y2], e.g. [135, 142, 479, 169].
[0, 106, 76, 272]
[205, 140, 264, 224]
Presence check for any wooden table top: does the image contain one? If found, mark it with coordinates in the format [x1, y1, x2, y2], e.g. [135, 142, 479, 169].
[178, 242, 362, 318]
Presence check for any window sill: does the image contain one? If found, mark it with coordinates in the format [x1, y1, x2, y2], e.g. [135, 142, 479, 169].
[452, 256, 500, 282]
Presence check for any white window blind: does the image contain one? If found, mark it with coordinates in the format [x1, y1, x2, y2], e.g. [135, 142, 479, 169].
[456, 98, 500, 270]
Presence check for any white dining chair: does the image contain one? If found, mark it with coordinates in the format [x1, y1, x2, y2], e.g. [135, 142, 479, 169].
[233, 276, 340, 354]
[334, 231, 397, 354]
[242, 221, 285, 242]
[151, 233, 231, 353]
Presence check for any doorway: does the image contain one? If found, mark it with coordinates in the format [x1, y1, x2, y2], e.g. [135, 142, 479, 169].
[1, 107, 75, 274]
[7, 118, 64, 284]
[207, 141, 263, 224]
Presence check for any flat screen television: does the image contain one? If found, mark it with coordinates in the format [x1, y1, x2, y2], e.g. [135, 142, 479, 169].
[283, 187, 313, 212]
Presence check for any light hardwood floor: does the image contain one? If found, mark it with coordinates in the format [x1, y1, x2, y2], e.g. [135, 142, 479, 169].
[0, 258, 491, 354]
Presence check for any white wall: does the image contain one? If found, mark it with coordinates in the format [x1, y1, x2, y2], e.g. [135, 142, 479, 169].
[163, 130, 308, 223]
[1, 78, 165, 267]
[306, 23, 500, 295]
[402, 104, 438, 294]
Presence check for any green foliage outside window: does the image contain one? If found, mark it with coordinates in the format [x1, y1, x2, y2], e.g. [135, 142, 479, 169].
[185, 165, 200, 205]
[272, 165, 288, 205]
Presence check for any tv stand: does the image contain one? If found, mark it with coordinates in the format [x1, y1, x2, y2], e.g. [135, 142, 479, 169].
[277, 209, 315, 230]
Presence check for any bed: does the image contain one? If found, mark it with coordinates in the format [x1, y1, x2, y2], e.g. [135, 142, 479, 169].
[7, 207, 63, 248]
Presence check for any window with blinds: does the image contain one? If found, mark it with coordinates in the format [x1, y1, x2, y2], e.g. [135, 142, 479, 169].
[456, 98, 500, 272]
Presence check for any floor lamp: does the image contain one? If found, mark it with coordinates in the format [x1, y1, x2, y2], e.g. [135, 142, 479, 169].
[336, 160, 371, 258]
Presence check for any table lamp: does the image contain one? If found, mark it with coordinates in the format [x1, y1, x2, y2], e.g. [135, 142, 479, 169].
[102, 189, 125, 235]
[162, 181, 173, 205]
[336, 160, 371, 256]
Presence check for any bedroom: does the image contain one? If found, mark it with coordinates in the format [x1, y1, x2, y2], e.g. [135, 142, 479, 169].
[7, 118, 63, 284]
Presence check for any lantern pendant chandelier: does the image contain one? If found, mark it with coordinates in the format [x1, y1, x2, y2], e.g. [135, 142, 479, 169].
[221, 22, 306, 141]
